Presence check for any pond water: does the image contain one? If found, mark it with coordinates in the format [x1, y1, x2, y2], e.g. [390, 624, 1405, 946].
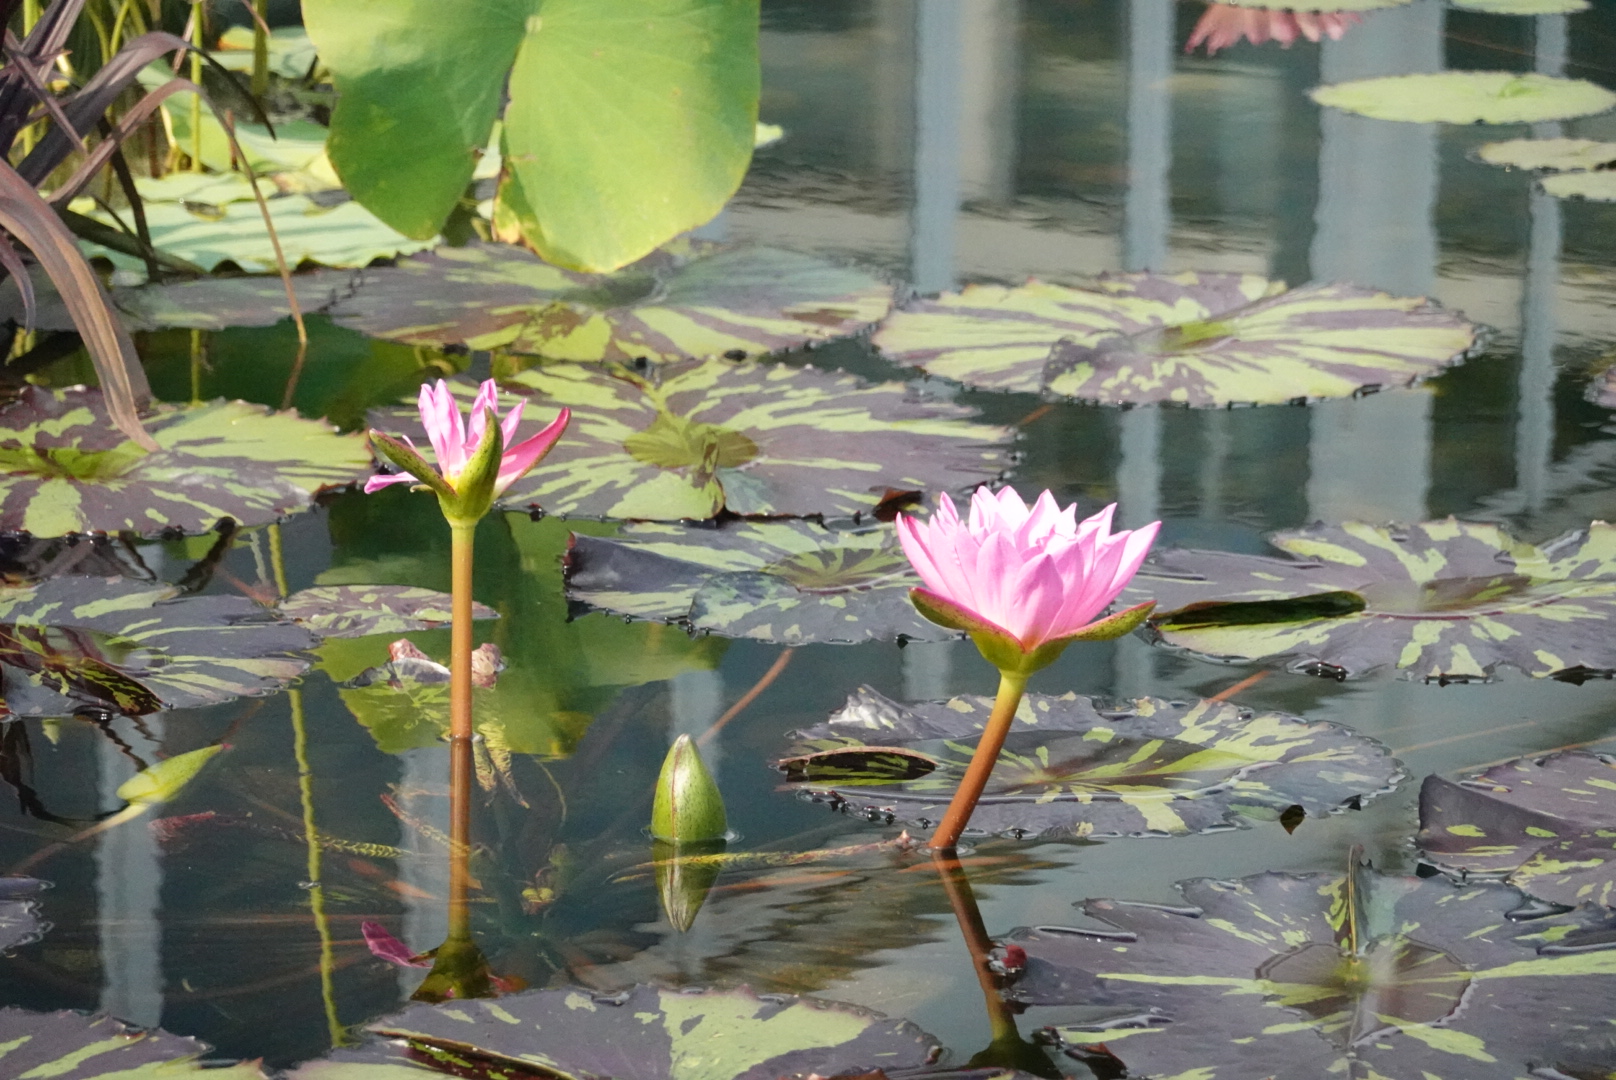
[6, 1, 1616, 1075]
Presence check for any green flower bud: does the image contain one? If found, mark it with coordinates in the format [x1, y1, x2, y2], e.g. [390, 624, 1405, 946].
[651, 734, 727, 843]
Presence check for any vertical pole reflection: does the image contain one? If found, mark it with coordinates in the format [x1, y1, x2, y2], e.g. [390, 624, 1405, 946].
[1517, 15, 1567, 515]
[96, 718, 163, 1028]
[1306, 0, 1443, 525]
[671, 669, 726, 779]
[911, 0, 963, 295]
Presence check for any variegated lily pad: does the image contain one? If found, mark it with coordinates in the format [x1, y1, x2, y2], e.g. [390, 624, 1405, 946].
[0, 1009, 263, 1079]
[328, 240, 893, 362]
[0, 878, 45, 953]
[0, 386, 370, 537]
[778, 686, 1400, 838]
[1130, 519, 1616, 681]
[0, 577, 314, 715]
[113, 269, 362, 331]
[1310, 72, 1616, 125]
[278, 586, 496, 639]
[1419, 752, 1616, 908]
[1476, 137, 1616, 172]
[873, 274, 1476, 405]
[564, 519, 953, 644]
[370, 365, 1010, 521]
[1005, 864, 1616, 1080]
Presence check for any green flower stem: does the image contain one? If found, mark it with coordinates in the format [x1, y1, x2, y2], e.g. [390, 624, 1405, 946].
[929, 669, 1028, 852]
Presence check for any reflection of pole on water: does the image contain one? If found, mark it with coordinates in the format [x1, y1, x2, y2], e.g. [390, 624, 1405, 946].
[1306, 0, 1442, 526]
[96, 716, 163, 1029]
[671, 669, 726, 781]
[910, 0, 963, 295]
[1517, 14, 1567, 517]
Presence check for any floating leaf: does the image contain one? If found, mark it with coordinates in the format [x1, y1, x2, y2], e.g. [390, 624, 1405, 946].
[0, 1008, 264, 1079]
[873, 274, 1475, 405]
[327, 241, 892, 361]
[1476, 137, 1616, 172]
[779, 686, 1400, 838]
[1419, 751, 1616, 908]
[0, 877, 45, 953]
[0, 578, 314, 715]
[1004, 865, 1616, 1080]
[213, 25, 320, 78]
[1452, 0, 1588, 11]
[1542, 171, 1616, 203]
[278, 585, 497, 639]
[565, 519, 954, 644]
[1309, 72, 1616, 125]
[112, 270, 361, 331]
[1131, 518, 1616, 681]
[0, 386, 370, 537]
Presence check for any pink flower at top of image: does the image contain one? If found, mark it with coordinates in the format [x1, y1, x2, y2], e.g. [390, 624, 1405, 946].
[897, 486, 1160, 655]
[1186, 3, 1361, 56]
[365, 379, 570, 499]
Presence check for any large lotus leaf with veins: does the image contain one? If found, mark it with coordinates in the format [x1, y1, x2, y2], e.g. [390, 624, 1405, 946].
[327, 240, 893, 362]
[1477, 137, 1616, 172]
[1127, 519, 1616, 681]
[278, 585, 496, 639]
[0, 1008, 265, 1079]
[368, 365, 1010, 521]
[0, 386, 370, 537]
[1310, 72, 1616, 125]
[777, 686, 1399, 838]
[565, 519, 954, 644]
[1418, 752, 1616, 908]
[0, 878, 44, 953]
[1005, 864, 1616, 1080]
[0, 577, 315, 715]
[113, 269, 362, 331]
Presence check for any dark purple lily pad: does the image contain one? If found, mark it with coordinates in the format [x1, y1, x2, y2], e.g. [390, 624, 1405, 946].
[778, 686, 1401, 838]
[112, 269, 363, 331]
[1419, 751, 1616, 908]
[0, 1008, 263, 1078]
[1004, 862, 1616, 1080]
[1127, 518, 1616, 681]
[278, 585, 497, 639]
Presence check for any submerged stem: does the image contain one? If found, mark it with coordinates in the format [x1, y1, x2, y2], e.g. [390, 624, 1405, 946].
[928, 670, 1028, 852]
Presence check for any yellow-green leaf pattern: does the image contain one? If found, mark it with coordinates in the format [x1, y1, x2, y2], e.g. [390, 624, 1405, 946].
[0, 1008, 265, 1079]
[1310, 71, 1616, 125]
[278, 585, 496, 639]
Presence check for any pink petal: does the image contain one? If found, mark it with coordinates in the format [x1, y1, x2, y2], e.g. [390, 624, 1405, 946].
[363, 472, 416, 494]
[1007, 553, 1067, 647]
[467, 379, 500, 451]
[362, 921, 430, 968]
[493, 408, 572, 495]
[499, 396, 527, 448]
[420, 381, 467, 478]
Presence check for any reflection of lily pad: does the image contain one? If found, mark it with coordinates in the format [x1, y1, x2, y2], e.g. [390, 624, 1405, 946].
[1007, 863, 1616, 1080]
[1541, 171, 1616, 203]
[779, 686, 1400, 838]
[873, 274, 1476, 405]
[328, 240, 893, 361]
[1477, 137, 1616, 172]
[1130, 519, 1616, 681]
[1419, 752, 1616, 908]
[370, 365, 1010, 521]
[0, 578, 315, 715]
[279, 585, 496, 639]
[0, 1008, 264, 1079]
[1309, 72, 1616, 125]
[0, 878, 45, 952]
[0, 386, 370, 537]
[565, 519, 954, 644]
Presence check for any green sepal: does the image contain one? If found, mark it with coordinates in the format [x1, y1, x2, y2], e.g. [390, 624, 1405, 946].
[1061, 599, 1156, 642]
[369, 430, 456, 502]
[438, 408, 504, 525]
[909, 587, 1017, 638]
[911, 588, 1157, 678]
[651, 733, 728, 842]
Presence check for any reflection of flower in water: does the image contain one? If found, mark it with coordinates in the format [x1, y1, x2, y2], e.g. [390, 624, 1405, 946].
[1186, 3, 1361, 55]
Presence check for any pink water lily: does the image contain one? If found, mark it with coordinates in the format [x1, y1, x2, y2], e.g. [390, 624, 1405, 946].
[1186, 3, 1360, 55]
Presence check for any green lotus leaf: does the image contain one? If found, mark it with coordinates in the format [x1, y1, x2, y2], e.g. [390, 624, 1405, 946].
[326, 240, 893, 361]
[0, 577, 315, 715]
[1310, 72, 1616, 125]
[0, 1008, 266, 1078]
[872, 273, 1475, 405]
[1541, 170, 1616, 203]
[778, 686, 1400, 838]
[1452, 0, 1587, 11]
[565, 519, 955, 644]
[0, 878, 45, 953]
[278, 585, 497, 639]
[368, 364, 1009, 521]
[1129, 518, 1616, 681]
[1476, 137, 1616, 172]
[1005, 863, 1616, 1080]
[0, 386, 371, 537]
[113, 270, 362, 331]
[1418, 751, 1616, 908]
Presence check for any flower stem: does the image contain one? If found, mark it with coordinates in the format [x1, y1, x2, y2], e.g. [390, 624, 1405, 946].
[449, 522, 476, 743]
[929, 670, 1028, 851]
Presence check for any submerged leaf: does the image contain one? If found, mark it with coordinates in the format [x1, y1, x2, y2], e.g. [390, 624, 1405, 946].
[565, 519, 954, 644]
[116, 745, 223, 806]
[1131, 518, 1616, 681]
[779, 686, 1400, 838]
[279, 585, 497, 639]
[0, 877, 45, 953]
[0, 386, 370, 537]
[0, 1008, 265, 1078]
[1310, 71, 1616, 125]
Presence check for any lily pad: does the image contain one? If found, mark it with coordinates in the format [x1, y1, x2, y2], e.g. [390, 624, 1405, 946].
[112, 269, 364, 331]
[873, 274, 1476, 405]
[0, 877, 45, 952]
[278, 585, 497, 639]
[564, 519, 955, 644]
[1542, 171, 1616, 203]
[1131, 518, 1616, 681]
[1476, 137, 1616, 172]
[327, 240, 893, 362]
[1007, 865, 1616, 1080]
[778, 686, 1400, 838]
[368, 365, 1009, 522]
[0, 1008, 264, 1078]
[1309, 72, 1616, 125]
[1452, 0, 1588, 11]
[1418, 752, 1616, 908]
[213, 25, 320, 78]
[0, 577, 315, 715]
[0, 386, 371, 537]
